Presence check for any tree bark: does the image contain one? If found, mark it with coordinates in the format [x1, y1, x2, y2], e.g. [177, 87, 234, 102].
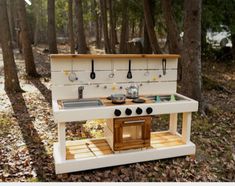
[181, 0, 202, 106]
[119, 0, 129, 54]
[0, 0, 22, 93]
[108, 0, 116, 53]
[161, 0, 182, 54]
[68, 0, 75, 54]
[47, 0, 58, 54]
[7, 0, 17, 45]
[93, 0, 101, 48]
[17, 0, 39, 77]
[74, 0, 88, 54]
[143, 0, 161, 54]
[143, 22, 152, 54]
[100, 0, 111, 53]
[231, 34, 235, 61]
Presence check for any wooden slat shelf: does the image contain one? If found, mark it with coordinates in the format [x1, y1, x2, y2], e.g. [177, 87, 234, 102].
[50, 54, 180, 59]
[66, 131, 185, 161]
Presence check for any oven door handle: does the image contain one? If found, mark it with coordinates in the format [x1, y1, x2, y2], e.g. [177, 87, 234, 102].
[123, 120, 145, 125]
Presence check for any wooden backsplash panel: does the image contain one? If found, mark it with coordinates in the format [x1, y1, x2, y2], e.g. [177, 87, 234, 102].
[50, 55, 179, 100]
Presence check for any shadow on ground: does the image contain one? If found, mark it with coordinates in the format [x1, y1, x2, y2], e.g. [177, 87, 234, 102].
[6, 92, 56, 181]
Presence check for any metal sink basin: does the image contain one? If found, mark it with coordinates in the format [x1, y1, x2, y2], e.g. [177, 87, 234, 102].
[146, 95, 186, 102]
[61, 98, 103, 109]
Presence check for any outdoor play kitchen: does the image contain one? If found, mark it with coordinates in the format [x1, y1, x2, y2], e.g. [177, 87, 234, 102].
[50, 54, 198, 174]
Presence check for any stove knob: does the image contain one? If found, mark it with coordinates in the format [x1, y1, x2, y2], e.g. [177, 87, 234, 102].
[114, 109, 121, 116]
[146, 107, 153, 114]
[125, 108, 132, 115]
[136, 107, 143, 115]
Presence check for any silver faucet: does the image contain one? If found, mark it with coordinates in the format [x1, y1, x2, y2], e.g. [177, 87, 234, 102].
[78, 86, 84, 99]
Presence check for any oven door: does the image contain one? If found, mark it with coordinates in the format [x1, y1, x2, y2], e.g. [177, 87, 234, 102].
[114, 116, 151, 151]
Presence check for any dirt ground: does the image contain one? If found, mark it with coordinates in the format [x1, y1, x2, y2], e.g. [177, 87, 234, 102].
[0, 45, 234, 182]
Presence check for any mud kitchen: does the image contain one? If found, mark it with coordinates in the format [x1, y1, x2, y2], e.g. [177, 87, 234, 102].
[50, 54, 198, 174]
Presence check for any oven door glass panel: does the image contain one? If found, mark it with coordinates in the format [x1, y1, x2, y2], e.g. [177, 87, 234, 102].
[123, 125, 142, 141]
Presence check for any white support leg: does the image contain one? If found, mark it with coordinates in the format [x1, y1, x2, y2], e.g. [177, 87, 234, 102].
[182, 112, 192, 143]
[58, 122, 66, 161]
[169, 113, 178, 134]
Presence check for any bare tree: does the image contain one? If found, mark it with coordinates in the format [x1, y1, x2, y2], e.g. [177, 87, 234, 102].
[108, 0, 116, 53]
[92, 0, 101, 48]
[0, 0, 22, 92]
[119, 0, 129, 54]
[100, 0, 111, 53]
[47, 0, 58, 54]
[143, 0, 161, 54]
[17, 0, 39, 77]
[161, 0, 182, 54]
[68, 0, 75, 54]
[75, 0, 88, 54]
[181, 0, 202, 106]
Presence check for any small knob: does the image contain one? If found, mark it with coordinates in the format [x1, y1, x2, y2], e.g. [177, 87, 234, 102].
[136, 107, 142, 115]
[114, 109, 121, 116]
[125, 108, 132, 115]
[146, 107, 153, 114]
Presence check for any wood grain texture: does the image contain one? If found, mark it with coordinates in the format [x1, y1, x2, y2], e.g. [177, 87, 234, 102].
[51, 54, 180, 59]
[65, 131, 185, 160]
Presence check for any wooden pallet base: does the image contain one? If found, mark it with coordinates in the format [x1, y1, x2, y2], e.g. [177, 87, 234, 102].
[53, 131, 195, 174]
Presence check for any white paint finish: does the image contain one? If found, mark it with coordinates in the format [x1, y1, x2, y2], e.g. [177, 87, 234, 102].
[53, 141, 195, 174]
[51, 70, 177, 86]
[58, 123, 66, 161]
[182, 112, 192, 143]
[51, 58, 178, 72]
[169, 113, 178, 134]
[53, 98, 198, 122]
[104, 123, 114, 150]
[52, 81, 177, 100]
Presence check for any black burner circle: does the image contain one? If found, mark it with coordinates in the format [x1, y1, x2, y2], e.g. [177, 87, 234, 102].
[132, 98, 145, 103]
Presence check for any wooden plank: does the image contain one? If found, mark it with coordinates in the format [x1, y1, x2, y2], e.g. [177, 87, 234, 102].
[52, 81, 177, 100]
[51, 70, 178, 86]
[182, 112, 192, 143]
[58, 123, 66, 161]
[50, 54, 180, 59]
[169, 113, 178, 134]
[54, 142, 195, 174]
[51, 57, 178, 72]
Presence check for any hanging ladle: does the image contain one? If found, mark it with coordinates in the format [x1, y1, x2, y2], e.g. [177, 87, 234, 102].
[90, 59, 96, 79]
[127, 59, 132, 79]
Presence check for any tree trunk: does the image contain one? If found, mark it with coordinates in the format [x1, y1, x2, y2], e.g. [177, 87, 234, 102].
[17, 0, 39, 77]
[119, 0, 128, 54]
[75, 0, 88, 54]
[100, 0, 111, 53]
[181, 0, 202, 106]
[231, 34, 235, 61]
[143, 23, 152, 54]
[68, 0, 75, 54]
[7, 0, 17, 45]
[138, 17, 143, 37]
[161, 0, 182, 54]
[0, 0, 22, 93]
[131, 20, 135, 39]
[143, 0, 161, 54]
[47, 0, 58, 54]
[93, 0, 101, 48]
[108, 0, 116, 53]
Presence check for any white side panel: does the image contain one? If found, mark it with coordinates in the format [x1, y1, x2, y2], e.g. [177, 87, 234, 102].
[54, 142, 195, 174]
[52, 82, 177, 100]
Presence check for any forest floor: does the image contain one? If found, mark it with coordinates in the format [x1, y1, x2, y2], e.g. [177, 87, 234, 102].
[0, 45, 234, 182]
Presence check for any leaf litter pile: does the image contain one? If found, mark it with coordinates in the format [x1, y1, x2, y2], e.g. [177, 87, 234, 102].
[0, 47, 234, 182]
